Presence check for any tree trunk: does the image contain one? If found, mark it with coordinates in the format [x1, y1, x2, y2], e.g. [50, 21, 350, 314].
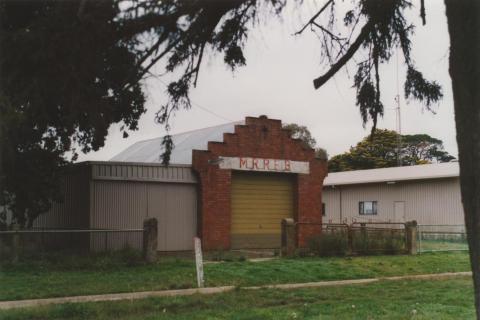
[445, 1, 480, 317]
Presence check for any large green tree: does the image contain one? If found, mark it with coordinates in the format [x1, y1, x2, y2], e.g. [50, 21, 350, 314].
[402, 134, 455, 164]
[329, 129, 455, 172]
[0, 1, 146, 227]
[1, 0, 480, 316]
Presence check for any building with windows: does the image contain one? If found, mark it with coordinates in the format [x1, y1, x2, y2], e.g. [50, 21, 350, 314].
[322, 162, 464, 225]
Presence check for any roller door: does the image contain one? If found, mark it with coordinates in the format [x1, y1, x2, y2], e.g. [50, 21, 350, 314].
[231, 172, 294, 249]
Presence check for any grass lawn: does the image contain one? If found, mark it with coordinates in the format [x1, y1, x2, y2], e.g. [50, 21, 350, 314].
[418, 240, 469, 252]
[0, 251, 470, 301]
[0, 277, 474, 319]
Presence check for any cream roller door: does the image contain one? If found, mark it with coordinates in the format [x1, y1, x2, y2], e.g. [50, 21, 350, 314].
[231, 172, 294, 249]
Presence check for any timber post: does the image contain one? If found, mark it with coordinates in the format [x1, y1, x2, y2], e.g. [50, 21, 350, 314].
[143, 218, 158, 263]
[11, 224, 20, 263]
[405, 220, 418, 255]
[281, 218, 296, 257]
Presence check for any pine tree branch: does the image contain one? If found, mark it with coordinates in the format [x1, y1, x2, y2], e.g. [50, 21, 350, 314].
[313, 21, 373, 89]
[294, 0, 334, 35]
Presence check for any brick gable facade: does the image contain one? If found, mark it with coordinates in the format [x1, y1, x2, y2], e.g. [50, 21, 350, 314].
[192, 116, 328, 250]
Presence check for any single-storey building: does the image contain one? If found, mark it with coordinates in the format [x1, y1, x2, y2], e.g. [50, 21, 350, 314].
[38, 116, 328, 251]
[322, 162, 464, 226]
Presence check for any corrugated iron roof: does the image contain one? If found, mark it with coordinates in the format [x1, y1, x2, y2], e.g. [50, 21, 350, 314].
[324, 162, 459, 186]
[111, 121, 243, 164]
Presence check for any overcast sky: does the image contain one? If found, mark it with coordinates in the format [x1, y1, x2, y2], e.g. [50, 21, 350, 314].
[78, 1, 456, 162]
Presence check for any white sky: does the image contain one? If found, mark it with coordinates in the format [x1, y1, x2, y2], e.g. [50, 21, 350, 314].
[78, 1, 456, 162]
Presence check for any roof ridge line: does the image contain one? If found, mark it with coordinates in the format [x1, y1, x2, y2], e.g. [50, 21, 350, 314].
[132, 120, 244, 144]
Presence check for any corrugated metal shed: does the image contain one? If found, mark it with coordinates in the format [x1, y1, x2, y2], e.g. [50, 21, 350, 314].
[88, 161, 198, 251]
[322, 177, 463, 225]
[111, 121, 243, 164]
[324, 162, 459, 186]
[40, 161, 198, 251]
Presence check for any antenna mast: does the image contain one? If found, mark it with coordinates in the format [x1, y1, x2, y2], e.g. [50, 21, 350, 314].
[395, 50, 402, 167]
[395, 95, 402, 166]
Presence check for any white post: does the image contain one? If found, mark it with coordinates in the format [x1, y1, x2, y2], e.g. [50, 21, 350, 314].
[194, 237, 205, 288]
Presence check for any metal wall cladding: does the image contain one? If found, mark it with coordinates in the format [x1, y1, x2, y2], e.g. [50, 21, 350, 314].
[147, 183, 197, 251]
[92, 162, 197, 184]
[90, 180, 197, 251]
[34, 162, 198, 252]
[34, 165, 90, 229]
[322, 177, 463, 225]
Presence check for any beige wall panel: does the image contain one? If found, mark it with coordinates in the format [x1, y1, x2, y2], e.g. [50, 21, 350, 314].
[147, 183, 197, 251]
[90, 181, 147, 251]
[91, 180, 197, 251]
[323, 178, 464, 225]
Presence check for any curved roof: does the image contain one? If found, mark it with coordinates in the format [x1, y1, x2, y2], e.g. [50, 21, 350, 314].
[324, 162, 459, 186]
[111, 121, 243, 164]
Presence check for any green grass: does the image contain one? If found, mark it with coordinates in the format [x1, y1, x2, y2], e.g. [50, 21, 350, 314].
[0, 277, 474, 319]
[0, 251, 471, 301]
[418, 240, 469, 252]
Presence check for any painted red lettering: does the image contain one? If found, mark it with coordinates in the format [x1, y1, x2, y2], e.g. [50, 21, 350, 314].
[253, 158, 260, 170]
[284, 160, 291, 171]
[263, 159, 270, 170]
[239, 157, 248, 169]
[247, 158, 254, 169]
[274, 160, 280, 171]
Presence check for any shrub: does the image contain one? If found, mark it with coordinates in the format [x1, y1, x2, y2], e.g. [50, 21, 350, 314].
[307, 231, 348, 256]
[352, 229, 405, 255]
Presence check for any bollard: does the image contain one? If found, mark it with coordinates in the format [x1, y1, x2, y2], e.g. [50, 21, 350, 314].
[281, 218, 296, 257]
[143, 218, 158, 263]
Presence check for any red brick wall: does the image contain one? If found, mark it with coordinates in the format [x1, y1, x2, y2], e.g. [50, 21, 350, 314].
[192, 116, 328, 250]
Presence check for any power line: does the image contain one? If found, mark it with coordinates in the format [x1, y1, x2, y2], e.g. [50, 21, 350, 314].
[155, 78, 233, 122]
[190, 100, 233, 122]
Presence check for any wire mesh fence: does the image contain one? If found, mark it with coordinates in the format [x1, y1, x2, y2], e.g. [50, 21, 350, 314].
[0, 228, 144, 260]
[417, 224, 468, 253]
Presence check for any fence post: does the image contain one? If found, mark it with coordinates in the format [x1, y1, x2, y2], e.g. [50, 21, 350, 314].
[347, 225, 354, 255]
[12, 224, 20, 263]
[281, 218, 296, 257]
[143, 218, 158, 263]
[405, 220, 418, 255]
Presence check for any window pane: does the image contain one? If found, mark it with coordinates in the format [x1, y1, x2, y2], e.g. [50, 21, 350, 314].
[364, 202, 373, 214]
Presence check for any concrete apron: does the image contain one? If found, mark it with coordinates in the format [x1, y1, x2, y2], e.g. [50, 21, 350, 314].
[0, 271, 472, 310]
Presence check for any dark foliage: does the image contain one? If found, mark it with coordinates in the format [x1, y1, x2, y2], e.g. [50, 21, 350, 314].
[0, 1, 146, 226]
[308, 0, 442, 132]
